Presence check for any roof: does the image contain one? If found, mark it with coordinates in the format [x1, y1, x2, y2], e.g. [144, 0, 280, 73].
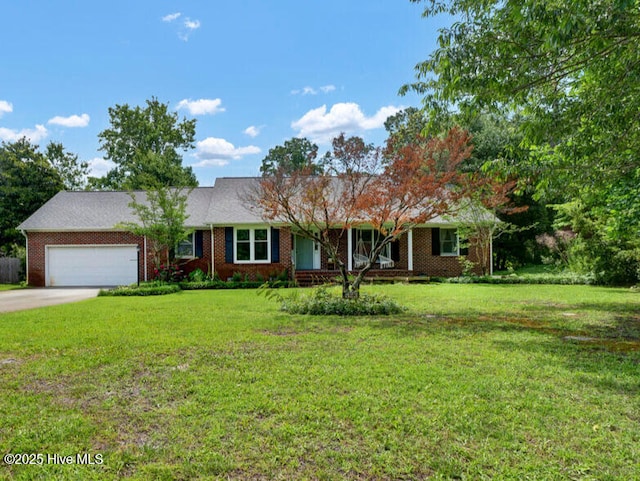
[17, 177, 470, 231]
[17, 188, 217, 231]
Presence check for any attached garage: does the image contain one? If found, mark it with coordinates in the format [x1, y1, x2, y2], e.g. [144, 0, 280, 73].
[46, 245, 138, 287]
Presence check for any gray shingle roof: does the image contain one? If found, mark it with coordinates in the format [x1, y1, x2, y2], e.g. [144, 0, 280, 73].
[17, 187, 218, 231]
[17, 177, 464, 231]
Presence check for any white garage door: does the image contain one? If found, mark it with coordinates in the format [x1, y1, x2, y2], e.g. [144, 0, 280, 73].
[47, 245, 138, 287]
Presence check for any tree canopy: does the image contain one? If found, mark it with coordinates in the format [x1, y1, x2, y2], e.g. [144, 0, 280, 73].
[404, 0, 640, 196]
[91, 97, 198, 190]
[260, 137, 321, 175]
[0, 139, 64, 249]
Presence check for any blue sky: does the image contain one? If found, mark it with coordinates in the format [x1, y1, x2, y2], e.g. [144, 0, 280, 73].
[0, 1, 443, 186]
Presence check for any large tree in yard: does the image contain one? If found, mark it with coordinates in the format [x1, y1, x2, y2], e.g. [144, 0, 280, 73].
[91, 97, 198, 190]
[254, 129, 472, 299]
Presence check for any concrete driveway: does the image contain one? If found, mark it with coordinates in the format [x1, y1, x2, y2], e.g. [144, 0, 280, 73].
[0, 288, 101, 313]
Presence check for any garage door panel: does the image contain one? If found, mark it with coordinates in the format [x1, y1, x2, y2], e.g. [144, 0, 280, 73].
[47, 246, 138, 287]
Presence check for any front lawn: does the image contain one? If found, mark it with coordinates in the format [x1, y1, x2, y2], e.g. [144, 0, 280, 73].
[0, 285, 638, 479]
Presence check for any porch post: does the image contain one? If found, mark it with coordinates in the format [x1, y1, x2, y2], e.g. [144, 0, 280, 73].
[347, 227, 353, 271]
[407, 229, 414, 272]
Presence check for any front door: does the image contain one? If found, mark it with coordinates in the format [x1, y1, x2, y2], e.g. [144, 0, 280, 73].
[295, 235, 320, 270]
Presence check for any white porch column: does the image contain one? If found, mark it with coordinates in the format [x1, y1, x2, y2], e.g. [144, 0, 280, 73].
[143, 236, 148, 281]
[347, 227, 353, 271]
[407, 229, 414, 272]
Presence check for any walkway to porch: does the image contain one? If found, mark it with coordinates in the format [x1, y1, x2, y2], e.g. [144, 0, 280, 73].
[294, 269, 413, 287]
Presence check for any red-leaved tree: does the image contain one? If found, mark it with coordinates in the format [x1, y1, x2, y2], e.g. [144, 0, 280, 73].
[253, 127, 474, 299]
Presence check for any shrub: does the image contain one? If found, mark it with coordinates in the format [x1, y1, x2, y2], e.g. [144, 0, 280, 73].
[154, 264, 184, 283]
[99, 284, 182, 296]
[188, 268, 210, 282]
[279, 286, 405, 316]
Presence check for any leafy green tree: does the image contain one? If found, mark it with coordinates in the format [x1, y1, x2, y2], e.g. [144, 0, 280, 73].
[0, 138, 63, 248]
[260, 137, 321, 175]
[91, 97, 198, 190]
[405, 0, 640, 282]
[384, 107, 429, 150]
[119, 186, 193, 271]
[46, 142, 89, 190]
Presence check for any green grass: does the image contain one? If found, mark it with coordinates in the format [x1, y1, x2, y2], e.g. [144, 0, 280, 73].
[0, 284, 22, 291]
[1, 285, 639, 480]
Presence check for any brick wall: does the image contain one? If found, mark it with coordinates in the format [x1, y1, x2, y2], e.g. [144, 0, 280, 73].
[213, 226, 292, 281]
[411, 227, 487, 276]
[26, 231, 150, 287]
[26, 229, 215, 287]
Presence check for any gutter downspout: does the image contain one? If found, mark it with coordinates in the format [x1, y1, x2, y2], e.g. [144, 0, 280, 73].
[143, 236, 148, 282]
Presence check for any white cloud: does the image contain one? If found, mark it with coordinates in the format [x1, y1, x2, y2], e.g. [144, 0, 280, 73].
[162, 12, 181, 22]
[194, 137, 261, 167]
[184, 18, 200, 30]
[0, 124, 48, 143]
[0, 100, 13, 117]
[291, 103, 402, 143]
[243, 125, 261, 138]
[176, 98, 224, 116]
[87, 157, 115, 178]
[47, 113, 90, 128]
[178, 17, 201, 41]
[291, 84, 336, 96]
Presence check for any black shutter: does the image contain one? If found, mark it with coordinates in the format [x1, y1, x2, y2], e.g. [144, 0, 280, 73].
[431, 228, 441, 256]
[195, 231, 204, 258]
[460, 236, 468, 256]
[271, 227, 280, 263]
[391, 240, 401, 262]
[225, 227, 234, 263]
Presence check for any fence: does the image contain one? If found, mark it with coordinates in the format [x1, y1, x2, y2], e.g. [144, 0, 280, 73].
[0, 257, 21, 284]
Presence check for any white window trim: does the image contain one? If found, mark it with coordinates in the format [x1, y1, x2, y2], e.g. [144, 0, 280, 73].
[176, 232, 196, 259]
[440, 228, 459, 257]
[234, 227, 271, 264]
[354, 227, 391, 258]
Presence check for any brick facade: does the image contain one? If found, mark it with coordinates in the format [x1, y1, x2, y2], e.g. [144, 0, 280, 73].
[213, 226, 293, 281]
[25, 226, 488, 286]
[411, 227, 485, 276]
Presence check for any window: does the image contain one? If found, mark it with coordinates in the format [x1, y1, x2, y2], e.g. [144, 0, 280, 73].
[235, 228, 270, 263]
[439, 228, 459, 256]
[354, 228, 391, 259]
[176, 232, 195, 258]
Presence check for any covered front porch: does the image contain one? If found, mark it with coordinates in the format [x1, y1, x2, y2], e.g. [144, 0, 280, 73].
[291, 228, 416, 286]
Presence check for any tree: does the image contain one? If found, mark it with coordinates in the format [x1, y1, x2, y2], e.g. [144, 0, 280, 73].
[46, 142, 89, 190]
[0, 139, 63, 249]
[384, 107, 429, 150]
[455, 174, 527, 275]
[254, 129, 472, 299]
[119, 186, 192, 272]
[91, 97, 198, 190]
[260, 137, 321, 175]
[404, 0, 640, 282]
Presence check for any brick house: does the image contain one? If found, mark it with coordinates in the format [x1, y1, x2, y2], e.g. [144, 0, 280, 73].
[17, 177, 491, 287]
